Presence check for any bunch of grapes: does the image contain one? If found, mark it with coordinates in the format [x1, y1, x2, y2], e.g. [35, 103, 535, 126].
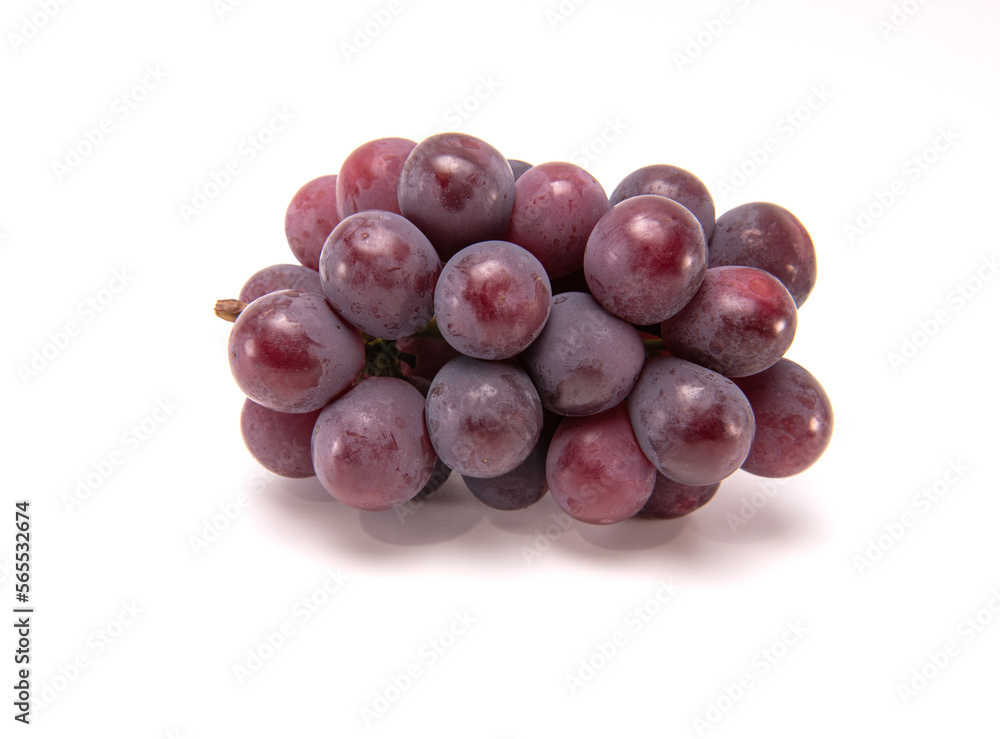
[217, 132, 833, 526]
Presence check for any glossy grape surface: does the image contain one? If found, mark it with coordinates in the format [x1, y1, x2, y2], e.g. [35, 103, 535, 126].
[634, 476, 720, 519]
[398, 133, 516, 261]
[584, 195, 707, 325]
[733, 358, 834, 477]
[709, 202, 817, 307]
[311, 377, 436, 510]
[661, 265, 797, 378]
[240, 399, 321, 478]
[228, 289, 364, 413]
[546, 403, 656, 525]
[520, 292, 644, 416]
[319, 210, 441, 339]
[336, 137, 416, 219]
[285, 175, 341, 271]
[610, 164, 716, 241]
[238, 263, 323, 304]
[425, 357, 542, 478]
[628, 356, 755, 486]
[434, 240, 551, 360]
[505, 161, 610, 278]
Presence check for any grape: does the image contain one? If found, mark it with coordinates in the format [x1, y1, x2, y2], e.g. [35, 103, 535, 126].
[584, 194, 707, 325]
[546, 403, 656, 525]
[240, 399, 321, 478]
[463, 438, 548, 510]
[504, 161, 610, 278]
[311, 377, 436, 510]
[661, 265, 797, 378]
[708, 202, 816, 307]
[285, 175, 341, 271]
[462, 410, 558, 510]
[319, 210, 441, 340]
[434, 240, 551, 360]
[425, 356, 542, 478]
[396, 335, 463, 382]
[732, 358, 834, 478]
[336, 137, 416, 219]
[397, 133, 516, 261]
[520, 292, 644, 416]
[628, 356, 755, 486]
[609, 164, 716, 241]
[238, 263, 323, 304]
[634, 476, 720, 519]
[228, 289, 365, 413]
[508, 159, 533, 181]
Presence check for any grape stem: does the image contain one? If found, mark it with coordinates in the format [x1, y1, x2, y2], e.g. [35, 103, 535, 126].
[214, 299, 247, 322]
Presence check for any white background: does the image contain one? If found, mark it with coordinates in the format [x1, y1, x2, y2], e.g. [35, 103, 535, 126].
[4, 0, 999, 736]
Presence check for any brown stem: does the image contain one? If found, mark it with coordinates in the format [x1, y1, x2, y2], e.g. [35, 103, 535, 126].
[214, 299, 247, 323]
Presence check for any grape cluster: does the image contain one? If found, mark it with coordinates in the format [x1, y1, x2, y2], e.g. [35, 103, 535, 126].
[219, 132, 833, 525]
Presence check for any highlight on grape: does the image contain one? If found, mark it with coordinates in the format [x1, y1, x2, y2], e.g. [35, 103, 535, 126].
[214, 130, 834, 531]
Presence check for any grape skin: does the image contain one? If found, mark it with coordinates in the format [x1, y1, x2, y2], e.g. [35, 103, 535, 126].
[311, 377, 437, 511]
[319, 210, 441, 340]
[285, 175, 341, 271]
[397, 133, 516, 262]
[336, 137, 416, 219]
[240, 399, 321, 478]
[709, 202, 817, 307]
[520, 292, 644, 417]
[546, 403, 656, 525]
[584, 195, 707, 325]
[661, 265, 798, 378]
[732, 358, 834, 478]
[238, 263, 323, 304]
[425, 356, 543, 479]
[228, 289, 365, 413]
[628, 356, 755, 486]
[634, 476, 720, 519]
[396, 335, 463, 383]
[507, 159, 533, 181]
[434, 240, 552, 360]
[610, 164, 716, 241]
[504, 161, 610, 279]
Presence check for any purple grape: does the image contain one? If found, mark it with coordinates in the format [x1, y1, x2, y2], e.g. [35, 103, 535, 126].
[504, 161, 610, 279]
[520, 292, 644, 417]
[508, 159, 533, 181]
[584, 195, 707, 325]
[463, 438, 548, 510]
[335, 137, 416, 219]
[709, 202, 817, 307]
[240, 398, 321, 478]
[228, 289, 364, 413]
[318, 210, 441, 340]
[397, 133, 516, 261]
[285, 175, 341, 271]
[732, 358, 834, 478]
[628, 356, 755, 486]
[462, 410, 559, 510]
[238, 263, 323, 304]
[609, 164, 716, 241]
[396, 335, 463, 382]
[425, 356, 542, 478]
[661, 266, 798, 378]
[434, 240, 551, 360]
[311, 377, 436, 510]
[634, 476, 720, 519]
[546, 403, 656, 525]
